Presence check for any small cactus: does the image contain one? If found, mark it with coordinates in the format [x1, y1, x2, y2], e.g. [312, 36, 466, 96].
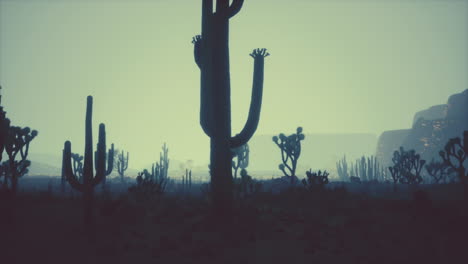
[272, 127, 305, 184]
[117, 150, 129, 183]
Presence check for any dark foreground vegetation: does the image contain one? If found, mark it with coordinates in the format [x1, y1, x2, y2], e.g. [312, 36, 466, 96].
[1, 182, 467, 264]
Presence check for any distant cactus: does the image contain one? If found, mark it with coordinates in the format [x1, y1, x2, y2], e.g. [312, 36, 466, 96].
[272, 127, 305, 184]
[336, 155, 349, 181]
[234, 169, 262, 199]
[192, 0, 269, 212]
[130, 170, 168, 203]
[117, 150, 129, 183]
[388, 147, 425, 191]
[232, 143, 249, 179]
[439, 131, 468, 195]
[302, 169, 329, 191]
[62, 96, 114, 239]
[145, 143, 169, 183]
[425, 158, 452, 184]
[182, 169, 192, 191]
[340, 155, 385, 182]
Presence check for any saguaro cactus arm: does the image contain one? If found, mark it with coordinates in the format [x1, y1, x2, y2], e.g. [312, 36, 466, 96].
[220, 0, 244, 18]
[230, 49, 269, 148]
[63, 141, 84, 192]
[93, 124, 112, 186]
[192, 35, 203, 69]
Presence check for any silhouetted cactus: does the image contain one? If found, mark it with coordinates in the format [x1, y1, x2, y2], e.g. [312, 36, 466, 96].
[97, 144, 114, 190]
[439, 131, 468, 195]
[234, 169, 262, 199]
[192, 0, 269, 212]
[232, 143, 249, 179]
[389, 147, 425, 188]
[117, 150, 129, 183]
[144, 143, 170, 184]
[0, 85, 9, 164]
[4, 126, 37, 194]
[302, 169, 329, 192]
[0, 86, 10, 187]
[62, 96, 113, 240]
[273, 127, 305, 184]
[336, 155, 349, 181]
[130, 170, 168, 203]
[182, 169, 192, 191]
[354, 155, 385, 182]
[425, 158, 452, 184]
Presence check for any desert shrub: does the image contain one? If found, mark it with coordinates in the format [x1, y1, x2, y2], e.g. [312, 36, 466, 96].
[302, 169, 329, 191]
[234, 169, 262, 199]
[127, 172, 167, 204]
[350, 176, 361, 183]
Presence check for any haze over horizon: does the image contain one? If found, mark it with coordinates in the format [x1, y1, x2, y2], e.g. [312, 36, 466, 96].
[1, 0, 467, 169]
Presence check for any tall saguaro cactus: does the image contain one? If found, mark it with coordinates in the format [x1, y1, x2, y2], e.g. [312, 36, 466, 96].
[192, 0, 269, 213]
[62, 96, 113, 239]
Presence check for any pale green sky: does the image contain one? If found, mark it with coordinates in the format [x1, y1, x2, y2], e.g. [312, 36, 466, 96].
[0, 0, 467, 169]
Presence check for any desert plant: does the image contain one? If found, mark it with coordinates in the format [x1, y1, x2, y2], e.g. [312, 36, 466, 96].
[302, 169, 329, 191]
[96, 144, 114, 190]
[439, 131, 468, 195]
[4, 126, 37, 194]
[336, 155, 349, 181]
[128, 170, 168, 204]
[234, 169, 262, 199]
[232, 143, 249, 179]
[62, 96, 114, 240]
[192, 0, 269, 213]
[273, 127, 305, 184]
[182, 169, 192, 191]
[389, 147, 425, 189]
[0, 86, 9, 164]
[425, 159, 451, 184]
[117, 150, 129, 183]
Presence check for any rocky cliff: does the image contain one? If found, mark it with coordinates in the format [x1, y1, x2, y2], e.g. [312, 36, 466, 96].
[376, 89, 468, 168]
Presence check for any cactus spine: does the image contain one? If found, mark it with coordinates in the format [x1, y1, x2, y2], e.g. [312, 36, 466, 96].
[62, 96, 113, 239]
[192, 0, 269, 212]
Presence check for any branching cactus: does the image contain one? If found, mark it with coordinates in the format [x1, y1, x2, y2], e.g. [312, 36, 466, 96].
[96, 143, 114, 189]
[62, 96, 113, 239]
[192, 0, 269, 212]
[117, 150, 129, 183]
[425, 158, 451, 184]
[302, 169, 330, 191]
[232, 143, 249, 179]
[273, 127, 305, 184]
[4, 126, 37, 194]
[440, 131, 468, 195]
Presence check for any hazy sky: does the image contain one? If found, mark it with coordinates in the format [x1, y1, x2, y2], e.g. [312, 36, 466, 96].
[1, 0, 467, 169]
